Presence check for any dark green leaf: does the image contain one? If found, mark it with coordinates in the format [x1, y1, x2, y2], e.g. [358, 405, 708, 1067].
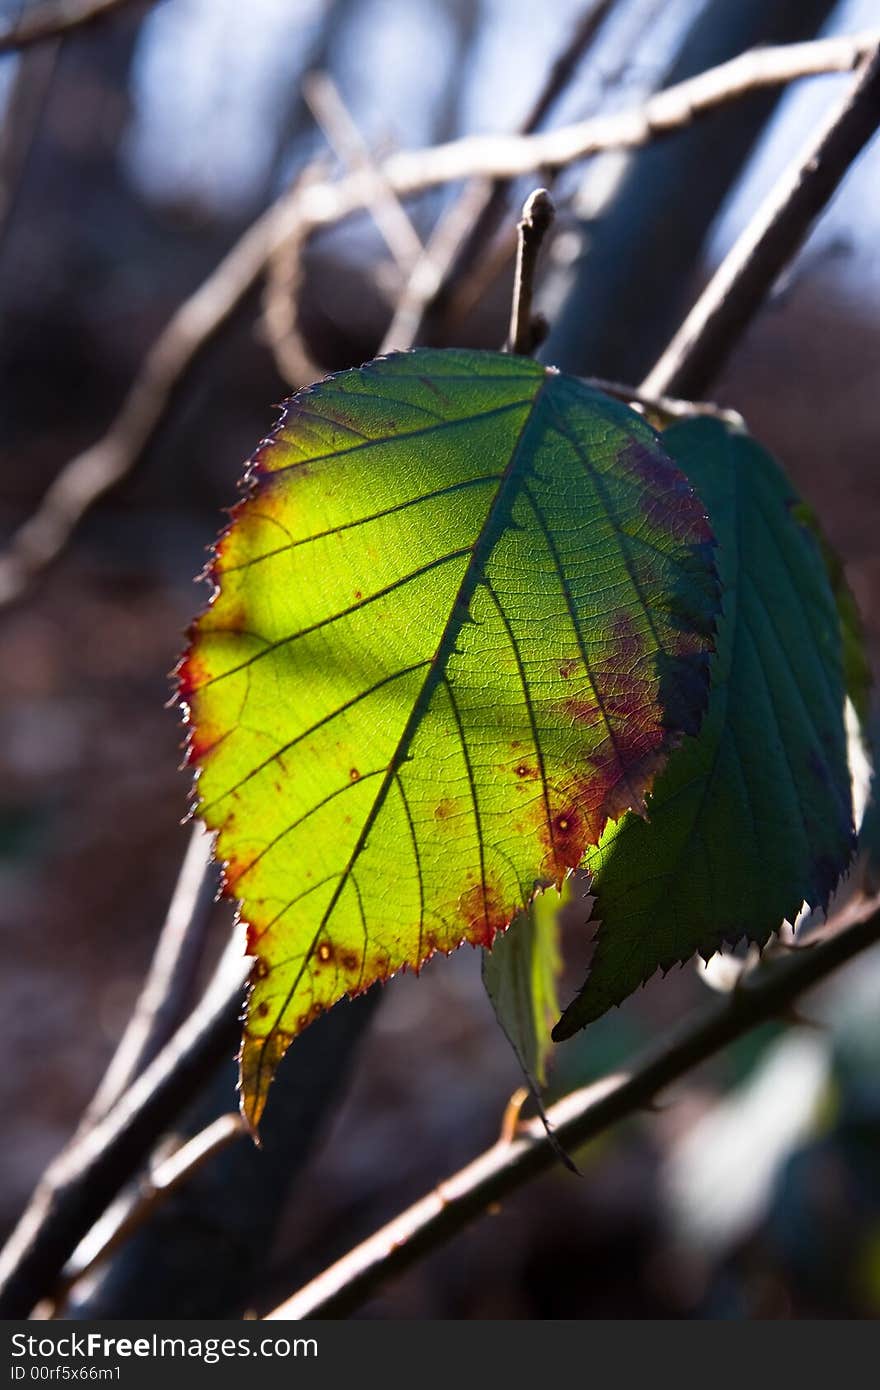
[555, 420, 856, 1040]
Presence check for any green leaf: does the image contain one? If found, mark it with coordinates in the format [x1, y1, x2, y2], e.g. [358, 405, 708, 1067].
[483, 881, 565, 1090]
[178, 348, 718, 1127]
[554, 420, 856, 1041]
[791, 498, 872, 731]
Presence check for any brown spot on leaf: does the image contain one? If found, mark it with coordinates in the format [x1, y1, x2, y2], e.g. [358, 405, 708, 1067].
[559, 657, 580, 680]
[316, 941, 333, 963]
[349, 767, 361, 781]
[515, 763, 538, 780]
[457, 878, 512, 949]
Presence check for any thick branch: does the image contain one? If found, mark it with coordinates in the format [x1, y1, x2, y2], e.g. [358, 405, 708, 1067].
[0, 945, 250, 1318]
[642, 41, 880, 400]
[0, 0, 150, 54]
[57, 1113, 247, 1301]
[0, 31, 874, 608]
[267, 900, 880, 1319]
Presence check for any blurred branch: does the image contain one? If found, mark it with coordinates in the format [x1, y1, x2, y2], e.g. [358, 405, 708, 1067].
[642, 41, 880, 400]
[0, 185, 302, 609]
[540, 0, 839, 381]
[56, 1113, 247, 1304]
[262, 162, 329, 389]
[427, 0, 619, 328]
[0, 0, 151, 54]
[83, 825, 219, 1126]
[266, 897, 880, 1320]
[0, 940, 250, 1318]
[266, 70, 427, 387]
[1, 30, 875, 607]
[379, 182, 490, 353]
[378, 32, 880, 190]
[303, 71, 423, 275]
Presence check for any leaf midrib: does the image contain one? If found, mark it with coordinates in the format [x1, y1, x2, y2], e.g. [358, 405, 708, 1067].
[252, 373, 551, 1097]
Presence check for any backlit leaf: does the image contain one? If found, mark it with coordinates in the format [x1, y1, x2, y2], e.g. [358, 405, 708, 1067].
[178, 349, 718, 1127]
[483, 881, 566, 1090]
[554, 420, 856, 1041]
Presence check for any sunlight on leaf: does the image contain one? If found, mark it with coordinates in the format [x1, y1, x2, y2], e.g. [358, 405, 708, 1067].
[178, 349, 718, 1127]
[483, 880, 567, 1090]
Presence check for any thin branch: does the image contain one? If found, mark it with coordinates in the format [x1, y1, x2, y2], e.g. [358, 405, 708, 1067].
[0, 940, 250, 1318]
[0, 0, 150, 54]
[302, 71, 423, 275]
[0, 30, 874, 608]
[266, 899, 880, 1320]
[378, 31, 880, 188]
[506, 188, 555, 355]
[56, 1113, 247, 1302]
[642, 41, 880, 401]
[83, 825, 218, 1125]
[581, 376, 746, 428]
[427, 0, 619, 321]
[261, 162, 329, 389]
[0, 190, 296, 609]
[379, 179, 490, 354]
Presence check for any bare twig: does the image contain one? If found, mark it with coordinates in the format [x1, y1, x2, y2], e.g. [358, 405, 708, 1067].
[266, 70, 427, 387]
[266, 900, 880, 1319]
[0, 31, 874, 608]
[642, 42, 880, 401]
[303, 71, 423, 275]
[379, 181, 490, 354]
[581, 376, 746, 428]
[261, 162, 329, 389]
[83, 825, 218, 1125]
[0, 190, 296, 609]
[0, 0, 151, 54]
[506, 188, 555, 355]
[57, 1113, 247, 1301]
[377, 32, 880, 189]
[0, 941, 250, 1318]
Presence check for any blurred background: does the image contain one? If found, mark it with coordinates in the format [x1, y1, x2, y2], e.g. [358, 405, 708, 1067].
[1, 0, 880, 1320]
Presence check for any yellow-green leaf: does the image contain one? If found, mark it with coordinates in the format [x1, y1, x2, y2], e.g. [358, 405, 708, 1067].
[179, 349, 718, 1127]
